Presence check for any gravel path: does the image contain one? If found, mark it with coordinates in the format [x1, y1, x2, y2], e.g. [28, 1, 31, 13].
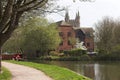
[2, 62, 53, 80]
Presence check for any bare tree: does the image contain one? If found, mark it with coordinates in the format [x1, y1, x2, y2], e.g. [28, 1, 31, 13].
[95, 17, 120, 55]
[95, 17, 115, 54]
[112, 20, 120, 45]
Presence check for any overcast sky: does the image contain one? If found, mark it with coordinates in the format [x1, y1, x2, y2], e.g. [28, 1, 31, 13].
[46, 0, 120, 28]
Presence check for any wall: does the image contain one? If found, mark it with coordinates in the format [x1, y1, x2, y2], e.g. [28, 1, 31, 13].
[2, 54, 13, 60]
[85, 37, 94, 52]
[57, 25, 76, 52]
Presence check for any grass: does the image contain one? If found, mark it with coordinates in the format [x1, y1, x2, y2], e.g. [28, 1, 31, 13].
[0, 67, 12, 80]
[6, 60, 92, 80]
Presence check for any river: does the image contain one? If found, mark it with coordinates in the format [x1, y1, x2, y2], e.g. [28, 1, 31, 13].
[37, 61, 120, 80]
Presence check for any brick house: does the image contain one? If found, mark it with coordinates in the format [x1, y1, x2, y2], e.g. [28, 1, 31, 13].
[56, 11, 94, 52]
[57, 21, 76, 52]
[81, 28, 94, 52]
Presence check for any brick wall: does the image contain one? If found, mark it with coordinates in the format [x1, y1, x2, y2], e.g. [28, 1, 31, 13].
[58, 25, 75, 51]
[84, 37, 94, 52]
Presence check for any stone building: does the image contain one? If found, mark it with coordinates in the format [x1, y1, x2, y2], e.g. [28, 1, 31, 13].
[56, 11, 94, 52]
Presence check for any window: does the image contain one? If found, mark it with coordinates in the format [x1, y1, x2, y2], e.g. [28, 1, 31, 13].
[68, 40, 71, 45]
[87, 43, 90, 47]
[67, 32, 71, 37]
[59, 32, 63, 37]
[86, 33, 91, 37]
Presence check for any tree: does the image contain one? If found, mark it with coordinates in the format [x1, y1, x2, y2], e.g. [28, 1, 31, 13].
[95, 17, 120, 54]
[112, 20, 120, 45]
[23, 26, 60, 57]
[0, 0, 63, 72]
[69, 37, 76, 48]
[0, 0, 47, 72]
[95, 17, 115, 54]
[2, 27, 24, 53]
[21, 18, 61, 57]
[2, 17, 61, 58]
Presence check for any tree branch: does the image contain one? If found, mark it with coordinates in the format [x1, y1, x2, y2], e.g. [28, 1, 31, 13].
[0, 1, 2, 20]
[16, 0, 24, 7]
[18, 0, 48, 12]
[0, 11, 23, 46]
[0, 0, 14, 33]
[19, 0, 37, 9]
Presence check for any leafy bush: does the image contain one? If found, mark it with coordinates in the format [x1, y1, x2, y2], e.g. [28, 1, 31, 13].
[50, 55, 91, 61]
[79, 54, 91, 61]
[94, 53, 120, 61]
[49, 51, 59, 56]
[64, 49, 87, 56]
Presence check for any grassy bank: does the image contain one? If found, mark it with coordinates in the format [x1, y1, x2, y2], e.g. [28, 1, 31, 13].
[0, 67, 12, 80]
[7, 60, 91, 80]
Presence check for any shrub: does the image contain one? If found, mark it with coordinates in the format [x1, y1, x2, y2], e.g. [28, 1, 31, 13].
[94, 53, 120, 61]
[78, 54, 91, 61]
[49, 51, 59, 56]
[64, 49, 87, 56]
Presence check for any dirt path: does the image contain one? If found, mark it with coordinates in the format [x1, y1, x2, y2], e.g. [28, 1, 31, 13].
[2, 62, 53, 80]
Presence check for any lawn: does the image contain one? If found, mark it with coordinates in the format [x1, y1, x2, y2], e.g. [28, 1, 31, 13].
[6, 60, 92, 80]
[0, 67, 12, 80]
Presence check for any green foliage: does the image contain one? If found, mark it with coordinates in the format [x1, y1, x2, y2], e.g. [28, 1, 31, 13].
[95, 45, 120, 61]
[94, 52, 120, 61]
[111, 45, 120, 54]
[49, 51, 60, 56]
[2, 29, 24, 53]
[0, 67, 12, 80]
[22, 18, 60, 55]
[7, 61, 91, 80]
[50, 55, 91, 61]
[79, 54, 91, 61]
[64, 49, 87, 56]
[2, 17, 61, 57]
[69, 37, 76, 45]
[95, 17, 120, 55]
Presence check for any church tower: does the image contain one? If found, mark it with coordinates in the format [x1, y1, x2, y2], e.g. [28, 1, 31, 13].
[65, 11, 69, 23]
[75, 11, 80, 27]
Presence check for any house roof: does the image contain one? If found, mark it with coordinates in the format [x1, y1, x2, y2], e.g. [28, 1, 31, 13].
[56, 21, 94, 35]
[56, 20, 71, 26]
[81, 27, 94, 34]
[56, 21, 63, 27]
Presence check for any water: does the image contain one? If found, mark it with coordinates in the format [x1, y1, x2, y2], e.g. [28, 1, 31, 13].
[37, 61, 120, 80]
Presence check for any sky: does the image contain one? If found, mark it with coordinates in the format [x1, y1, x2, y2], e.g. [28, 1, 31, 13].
[46, 0, 120, 28]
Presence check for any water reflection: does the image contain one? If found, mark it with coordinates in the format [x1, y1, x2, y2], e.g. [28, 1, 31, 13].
[38, 61, 120, 80]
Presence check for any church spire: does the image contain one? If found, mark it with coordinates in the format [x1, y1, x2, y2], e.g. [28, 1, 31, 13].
[65, 10, 69, 23]
[75, 11, 80, 21]
[75, 11, 80, 27]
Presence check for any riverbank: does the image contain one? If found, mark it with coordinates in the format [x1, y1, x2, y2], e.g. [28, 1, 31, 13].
[36, 55, 91, 61]
[6, 60, 91, 80]
[37, 54, 120, 61]
[0, 67, 12, 80]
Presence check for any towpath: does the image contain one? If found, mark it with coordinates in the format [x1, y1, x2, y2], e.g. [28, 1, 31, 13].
[2, 62, 53, 80]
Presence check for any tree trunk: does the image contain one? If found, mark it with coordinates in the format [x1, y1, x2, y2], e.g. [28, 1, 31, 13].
[0, 46, 2, 73]
[0, 0, 49, 73]
[0, 36, 2, 73]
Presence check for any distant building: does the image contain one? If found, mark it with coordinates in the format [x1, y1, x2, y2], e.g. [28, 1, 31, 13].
[56, 11, 94, 52]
